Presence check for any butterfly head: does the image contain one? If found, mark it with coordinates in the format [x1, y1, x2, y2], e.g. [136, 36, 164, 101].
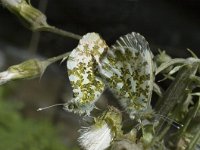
[64, 100, 94, 116]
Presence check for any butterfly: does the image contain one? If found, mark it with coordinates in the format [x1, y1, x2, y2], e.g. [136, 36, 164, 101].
[65, 32, 154, 119]
[98, 32, 154, 119]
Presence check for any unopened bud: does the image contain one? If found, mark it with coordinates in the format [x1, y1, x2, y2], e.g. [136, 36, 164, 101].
[1, 0, 49, 31]
[0, 59, 49, 85]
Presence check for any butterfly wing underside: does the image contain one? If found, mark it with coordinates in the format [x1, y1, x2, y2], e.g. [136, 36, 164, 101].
[99, 32, 154, 118]
[65, 33, 108, 115]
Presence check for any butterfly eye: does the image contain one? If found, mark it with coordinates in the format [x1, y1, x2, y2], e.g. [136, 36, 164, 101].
[68, 103, 77, 110]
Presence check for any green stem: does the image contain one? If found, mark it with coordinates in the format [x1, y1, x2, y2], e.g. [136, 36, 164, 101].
[38, 26, 82, 40]
[44, 51, 71, 65]
[38, 51, 71, 78]
[35, 51, 71, 77]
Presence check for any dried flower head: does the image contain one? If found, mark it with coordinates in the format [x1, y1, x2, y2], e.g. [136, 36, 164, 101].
[78, 107, 123, 150]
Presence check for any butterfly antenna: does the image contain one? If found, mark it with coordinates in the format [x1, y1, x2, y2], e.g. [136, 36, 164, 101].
[157, 114, 183, 129]
[37, 103, 64, 111]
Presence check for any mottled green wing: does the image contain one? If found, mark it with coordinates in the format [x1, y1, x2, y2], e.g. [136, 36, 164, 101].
[99, 32, 154, 119]
[65, 33, 108, 115]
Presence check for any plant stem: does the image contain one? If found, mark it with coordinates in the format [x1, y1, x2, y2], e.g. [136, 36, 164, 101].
[46, 51, 70, 64]
[28, 0, 49, 54]
[38, 26, 82, 40]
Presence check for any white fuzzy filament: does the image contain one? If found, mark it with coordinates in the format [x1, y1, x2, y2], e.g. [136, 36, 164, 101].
[78, 123, 112, 150]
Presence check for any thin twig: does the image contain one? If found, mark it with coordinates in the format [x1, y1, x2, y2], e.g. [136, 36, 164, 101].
[38, 26, 82, 40]
[28, 0, 49, 54]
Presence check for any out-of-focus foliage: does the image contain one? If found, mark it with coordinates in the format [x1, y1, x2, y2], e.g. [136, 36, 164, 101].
[0, 87, 75, 150]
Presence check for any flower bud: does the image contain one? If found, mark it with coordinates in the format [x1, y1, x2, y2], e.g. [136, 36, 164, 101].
[0, 59, 48, 85]
[1, 0, 49, 30]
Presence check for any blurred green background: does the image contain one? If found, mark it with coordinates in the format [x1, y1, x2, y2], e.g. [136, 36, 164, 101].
[0, 85, 79, 150]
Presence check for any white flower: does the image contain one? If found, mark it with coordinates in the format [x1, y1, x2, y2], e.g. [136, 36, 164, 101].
[78, 123, 112, 150]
